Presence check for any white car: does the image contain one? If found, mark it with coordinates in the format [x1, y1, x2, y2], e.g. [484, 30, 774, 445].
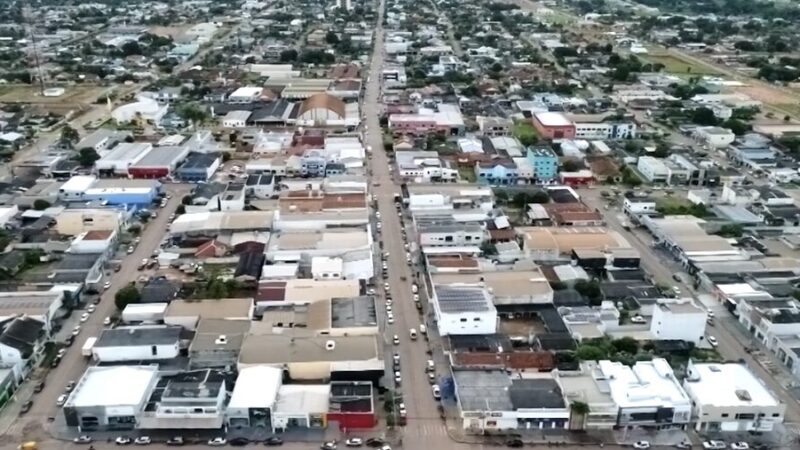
[115, 437, 131, 445]
[103, 281, 112, 290]
[385, 299, 392, 307]
[134, 437, 151, 445]
[630, 315, 646, 324]
[207, 437, 227, 446]
[87, 304, 96, 313]
[57, 348, 67, 358]
[103, 316, 112, 326]
[707, 336, 718, 347]
[387, 314, 394, 324]
[345, 437, 363, 447]
[393, 353, 400, 362]
[375, 212, 381, 219]
[730, 443, 749, 450]
[432, 384, 441, 400]
[702, 441, 726, 450]
[394, 371, 401, 384]
[72, 326, 81, 336]
[392, 335, 400, 345]
[632, 442, 650, 450]
[56, 394, 68, 406]
[80, 313, 90, 323]
[386, 305, 392, 314]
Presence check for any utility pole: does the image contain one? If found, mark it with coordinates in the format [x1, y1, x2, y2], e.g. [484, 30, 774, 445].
[22, 5, 46, 95]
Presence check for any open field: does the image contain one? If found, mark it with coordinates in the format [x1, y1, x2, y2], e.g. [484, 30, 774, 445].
[0, 84, 107, 105]
[642, 52, 720, 76]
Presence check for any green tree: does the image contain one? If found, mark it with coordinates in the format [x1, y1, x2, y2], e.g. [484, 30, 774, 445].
[480, 241, 497, 256]
[494, 190, 509, 205]
[177, 103, 208, 124]
[691, 107, 719, 126]
[279, 49, 298, 62]
[574, 279, 602, 305]
[611, 337, 639, 354]
[60, 125, 80, 144]
[721, 118, 749, 135]
[325, 30, 340, 45]
[715, 224, 743, 238]
[621, 167, 642, 187]
[75, 148, 100, 167]
[115, 284, 141, 310]
[33, 199, 50, 210]
[576, 344, 607, 361]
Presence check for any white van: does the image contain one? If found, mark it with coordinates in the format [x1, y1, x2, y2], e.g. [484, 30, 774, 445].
[419, 324, 427, 335]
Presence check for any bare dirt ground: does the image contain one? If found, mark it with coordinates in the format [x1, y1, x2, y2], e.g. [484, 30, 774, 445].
[148, 25, 192, 40]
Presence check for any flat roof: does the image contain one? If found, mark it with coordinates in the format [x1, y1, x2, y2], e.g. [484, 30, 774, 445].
[274, 384, 331, 414]
[239, 333, 380, 365]
[599, 358, 690, 409]
[132, 146, 187, 168]
[165, 298, 252, 319]
[431, 267, 552, 299]
[453, 370, 513, 411]
[99, 142, 151, 164]
[684, 362, 781, 408]
[534, 111, 572, 127]
[434, 284, 495, 313]
[60, 175, 96, 192]
[67, 366, 158, 407]
[283, 279, 360, 303]
[95, 326, 182, 347]
[519, 227, 630, 253]
[170, 211, 274, 234]
[190, 319, 250, 351]
[228, 365, 282, 409]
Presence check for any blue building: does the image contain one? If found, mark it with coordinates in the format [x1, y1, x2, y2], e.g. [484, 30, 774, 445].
[475, 159, 518, 185]
[176, 152, 222, 182]
[82, 181, 161, 206]
[526, 147, 558, 182]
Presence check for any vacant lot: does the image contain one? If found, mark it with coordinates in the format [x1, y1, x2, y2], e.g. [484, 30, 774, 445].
[642, 53, 719, 76]
[0, 84, 106, 105]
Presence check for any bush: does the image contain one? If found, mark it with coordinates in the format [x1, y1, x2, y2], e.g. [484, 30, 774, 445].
[115, 284, 141, 310]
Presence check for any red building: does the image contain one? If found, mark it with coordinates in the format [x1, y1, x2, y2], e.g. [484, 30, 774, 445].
[326, 381, 376, 430]
[532, 112, 576, 140]
[559, 170, 595, 186]
[128, 147, 188, 179]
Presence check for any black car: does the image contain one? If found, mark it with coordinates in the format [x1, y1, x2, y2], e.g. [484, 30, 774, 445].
[229, 438, 249, 447]
[365, 439, 384, 448]
[51, 356, 61, 368]
[165, 437, 184, 446]
[505, 439, 524, 448]
[19, 400, 33, 414]
[33, 382, 45, 393]
[264, 437, 283, 446]
[64, 335, 75, 346]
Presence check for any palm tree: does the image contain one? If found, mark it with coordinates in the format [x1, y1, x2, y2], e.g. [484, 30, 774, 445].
[569, 401, 590, 431]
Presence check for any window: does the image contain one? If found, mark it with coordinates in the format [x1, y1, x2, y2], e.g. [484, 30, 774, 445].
[460, 318, 467, 322]
[151, 345, 157, 356]
[473, 317, 481, 321]
[772, 413, 781, 417]
[735, 413, 755, 420]
[721, 413, 729, 418]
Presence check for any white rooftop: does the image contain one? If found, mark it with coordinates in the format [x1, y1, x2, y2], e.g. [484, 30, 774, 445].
[274, 384, 331, 414]
[684, 362, 781, 408]
[535, 112, 572, 127]
[228, 366, 282, 409]
[61, 175, 96, 193]
[66, 366, 158, 407]
[599, 358, 690, 409]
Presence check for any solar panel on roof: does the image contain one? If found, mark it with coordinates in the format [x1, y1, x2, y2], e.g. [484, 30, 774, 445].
[435, 286, 491, 312]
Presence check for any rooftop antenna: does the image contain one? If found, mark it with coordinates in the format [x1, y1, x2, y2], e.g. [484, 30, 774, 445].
[22, 5, 46, 95]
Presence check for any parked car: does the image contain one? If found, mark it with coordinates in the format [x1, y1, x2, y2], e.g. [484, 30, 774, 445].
[73, 436, 93, 444]
[65, 381, 76, 392]
[702, 441, 726, 450]
[80, 313, 90, 323]
[134, 437, 151, 445]
[65, 335, 75, 346]
[264, 437, 283, 446]
[505, 439, 523, 448]
[87, 304, 96, 313]
[365, 439, 384, 448]
[103, 281, 112, 290]
[72, 326, 81, 336]
[730, 443, 749, 450]
[104, 316, 112, 326]
[56, 348, 67, 358]
[115, 437, 132, 446]
[633, 442, 651, 450]
[19, 400, 32, 414]
[707, 336, 718, 347]
[165, 437, 184, 446]
[33, 382, 44, 393]
[321, 441, 338, 450]
[345, 438, 363, 447]
[392, 335, 399, 345]
[207, 438, 227, 446]
[229, 438, 249, 447]
[51, 356, 61, 368]
[56, 394, 67, 406]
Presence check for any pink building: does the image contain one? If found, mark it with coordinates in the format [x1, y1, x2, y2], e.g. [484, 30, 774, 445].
[532, 112, 576, 140]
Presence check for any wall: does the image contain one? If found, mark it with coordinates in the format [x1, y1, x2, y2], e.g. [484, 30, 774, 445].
[437, 310, 497, 336]
[92, 343, 179, 362]
[650, 306, 706, 344]
[327, 411, 376, 429]
[56, 210, 123, 236]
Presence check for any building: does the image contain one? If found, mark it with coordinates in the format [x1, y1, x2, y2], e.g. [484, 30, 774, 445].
[327, 381, 376, 430]
[222, 110, 252, 128]
[228, 87, 263, 104]
[68, 229, 118, 256]
[573, 121, 637, 140]
[526, 147, 558, 182]
[55, 208, 125, 236]
[175, 153, 221, 182]
[238, 331, 384, 382]
[555, 362, 619, 430]
[189, 319, 250, 369]
[138, 369, 227, 429]
[76, 129, 131, 153]
[416, 219, 484, 248]
[395, 151, 458, 182]
[637, 156, 669, 183]
[92, 326, 181, 362]
[128, 146, 189, 179]
[519, 227, 631, 261]
[532, 112, 576, 140]
[273, 384, 330, 431]
[82, 181, 161, 206]
[684, 360, 785, 433]
[431, 284, 497, 336]
[453, 371, 570, 432]
[165, 298, 254, 330]
[475, 159, 518, 185]
[650, 299, 707, 344]
[695, 126, 736, 149]
[623, 197, 657, 216]
[477, 116, 512, 137]
[598, 359, 691, 429]
[95, 143, 153, 175]
[0, 316, 47, 382]
[388, 104, 465, 136]
[63, 366, 159, 431]
[0, 291, 64, 331]
[226, 365, 282, 429]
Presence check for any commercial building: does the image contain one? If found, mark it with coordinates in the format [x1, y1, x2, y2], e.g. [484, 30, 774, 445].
[92, 326, 181, 362]
[694, 126, 736, 149]
[388, 104, 465, 136]
[63, 366, 159, 431]
[327, 381, 376, 430]
[395, 151, 459, 182]
[573, 121, 637, 140]
[650, 299, 707, 344]
[683, 361, 785, 433]
[95, 143, 153, 175]
[519, 227, 631, 261]
[431, 284, 497, 336]
[227, 365, 282, 429]
[0, 291, 64, 332]
[128, 145, 190, 179]
[175, 153, 221, 182]
[189, 319, 250, 370]
[273, 384, 330, 431]
[165, 298, 254, 330]
[598, 359, 691, 429]
[222, 110, 252, 128]
[138, 369, 227, 429]
[82, 181, 161, 206]
[532, 112, 576, 140]
[454, 371, 570, 432]
[526, 147, 558, 182]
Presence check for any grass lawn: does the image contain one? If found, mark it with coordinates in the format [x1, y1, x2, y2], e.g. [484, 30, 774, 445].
[512, 121, 537, 144]
[458, 167, 477, 182]
[642, 53, 719, 76]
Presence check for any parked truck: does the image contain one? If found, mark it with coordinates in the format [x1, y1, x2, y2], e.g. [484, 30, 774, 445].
[81, 337, 97, 357]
